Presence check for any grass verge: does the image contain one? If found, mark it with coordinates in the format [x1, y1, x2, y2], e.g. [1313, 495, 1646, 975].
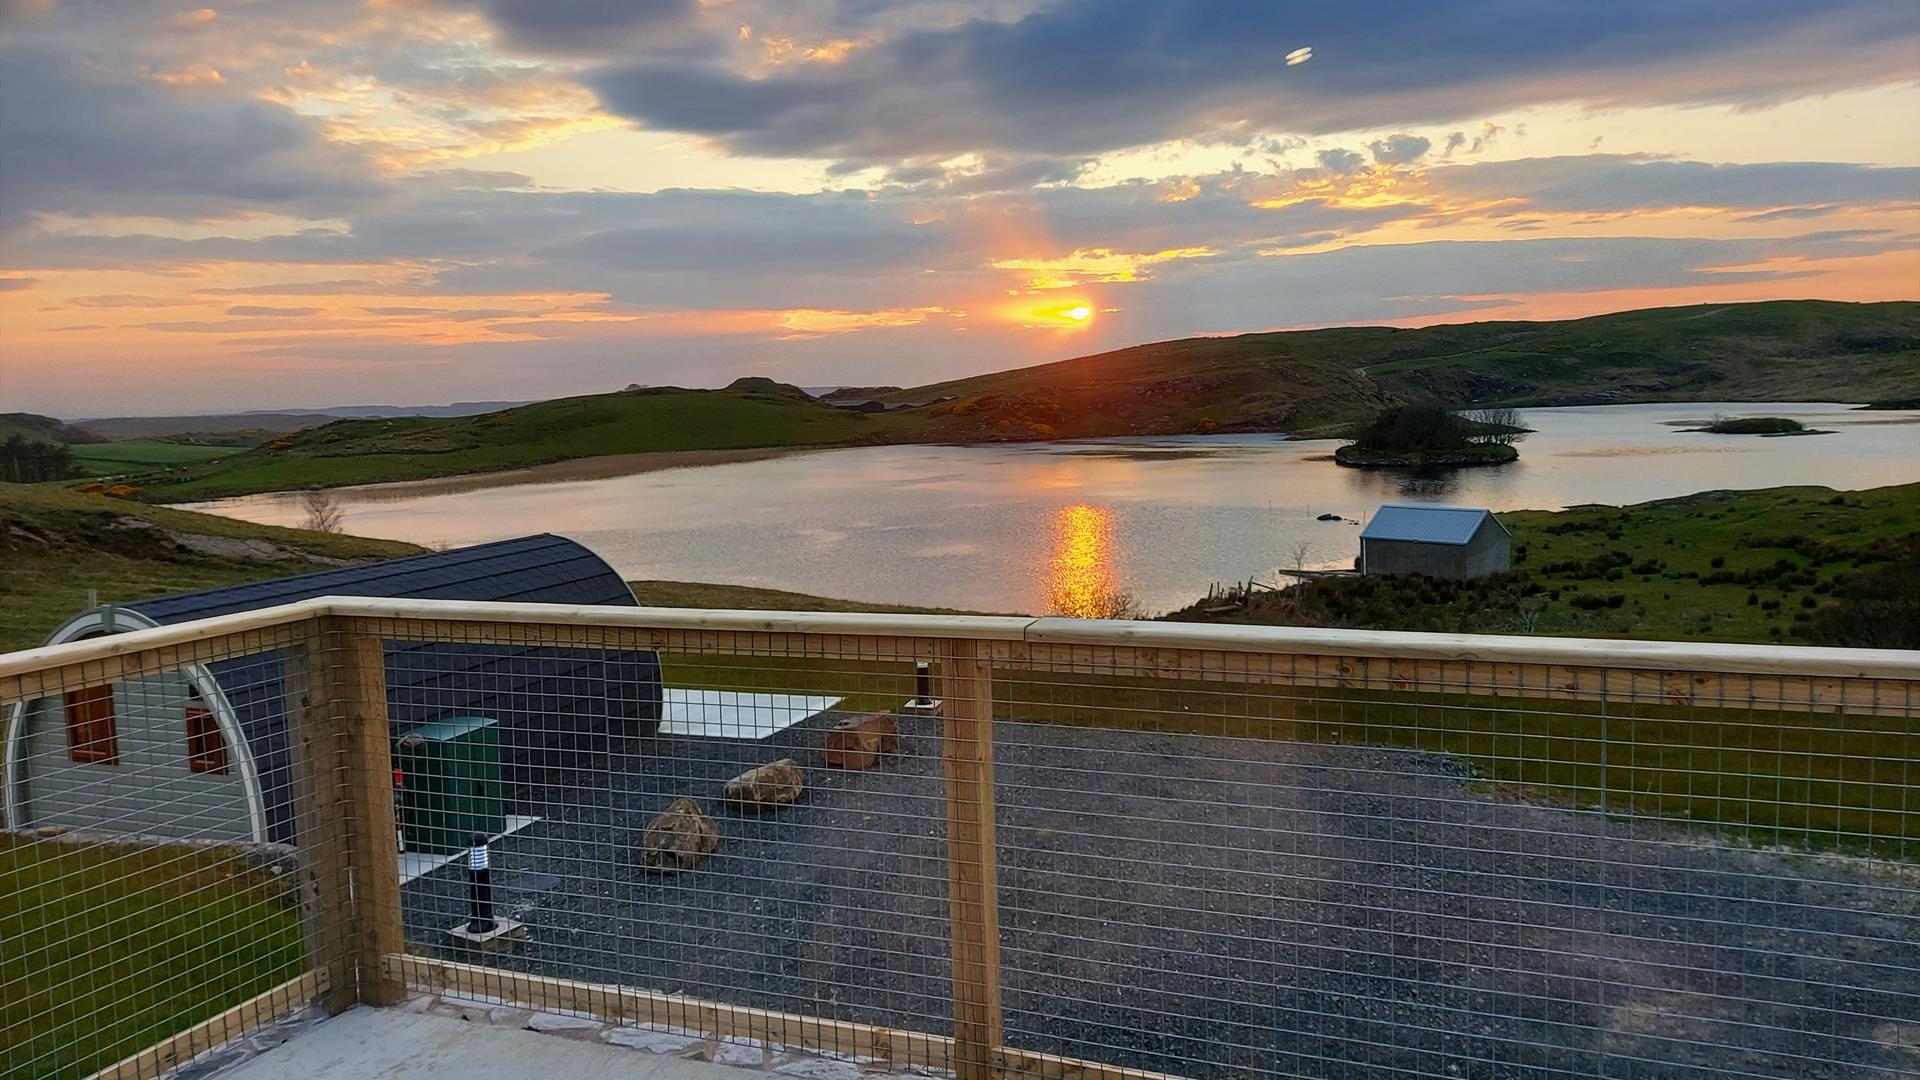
[0, 835, 305, 1080]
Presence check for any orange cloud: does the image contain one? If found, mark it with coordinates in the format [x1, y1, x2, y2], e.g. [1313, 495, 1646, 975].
[155, 64, 224, 87]
[992, 246, 1212, 289]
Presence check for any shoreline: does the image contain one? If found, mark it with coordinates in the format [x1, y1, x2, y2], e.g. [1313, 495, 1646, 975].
[198, 446, 824, 504]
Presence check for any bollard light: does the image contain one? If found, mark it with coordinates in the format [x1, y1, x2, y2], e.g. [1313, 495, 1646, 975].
[466, 829, 497, 934]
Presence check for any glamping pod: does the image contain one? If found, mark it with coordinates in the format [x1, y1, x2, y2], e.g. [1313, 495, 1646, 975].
[3, 534, 660, 845]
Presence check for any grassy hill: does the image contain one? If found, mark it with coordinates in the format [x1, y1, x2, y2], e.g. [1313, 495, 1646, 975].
[140, 386, 916, 500]
[127, 299, 1918, 500]
[0, 413, 107, 446]
[74, 412, 338, 442]
[0, 483, 421, 650]
[1165, 483, 1920, 646]
[886, 299, 1919, 438]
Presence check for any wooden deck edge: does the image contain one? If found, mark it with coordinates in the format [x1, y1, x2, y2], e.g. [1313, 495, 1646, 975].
[84, 967, 328, 1080]
[388, 953, 1189, 1080]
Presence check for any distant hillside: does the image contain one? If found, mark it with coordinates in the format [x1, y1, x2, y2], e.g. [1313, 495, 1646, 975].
[129, 299, 1917, 500]
[140, 385, 913, 500]
[884, 299, 1920, 438]
[0, 413, 108, 445]
[76, 413, 339, 442]
[75, 400, 536, 442]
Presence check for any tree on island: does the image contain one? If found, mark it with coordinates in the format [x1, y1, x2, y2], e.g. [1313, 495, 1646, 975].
[1334, 402, 1524, 467]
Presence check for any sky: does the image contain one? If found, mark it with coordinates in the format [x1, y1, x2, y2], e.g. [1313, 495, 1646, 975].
[0, 1, 1917, 418]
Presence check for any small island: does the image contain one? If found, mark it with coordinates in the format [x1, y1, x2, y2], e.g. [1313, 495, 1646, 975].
[1333, 403, 1524, 468]
[1690, 416, 1828, 437]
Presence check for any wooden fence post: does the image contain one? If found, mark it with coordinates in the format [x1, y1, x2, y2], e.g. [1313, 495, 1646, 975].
[940, 638, 1002, 1080]
[286, 617, 404, 1012]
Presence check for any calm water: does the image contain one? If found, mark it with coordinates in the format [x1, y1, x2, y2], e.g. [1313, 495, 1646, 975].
[188, 403, 1919, 615]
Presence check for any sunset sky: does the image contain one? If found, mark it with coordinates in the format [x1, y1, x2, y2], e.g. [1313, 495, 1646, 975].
[1, 0, 1917, 418]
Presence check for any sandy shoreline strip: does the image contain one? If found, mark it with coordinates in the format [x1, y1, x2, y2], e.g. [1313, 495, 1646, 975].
[312, 445, 822, 501]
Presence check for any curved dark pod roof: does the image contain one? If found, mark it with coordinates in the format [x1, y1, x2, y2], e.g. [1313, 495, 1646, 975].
[124, 532, 635, 624]
[69, 534, 652, 845]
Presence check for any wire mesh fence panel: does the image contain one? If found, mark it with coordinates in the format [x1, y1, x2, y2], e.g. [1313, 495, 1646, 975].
[0, 622, 343, 1080]
[5, 605, 1915, 1080]
[389, 625, 959, 1061]
[991, 650, 1918, 1080]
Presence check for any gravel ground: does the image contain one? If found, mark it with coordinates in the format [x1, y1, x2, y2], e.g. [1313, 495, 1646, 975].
[400, 712, 1919, 1080]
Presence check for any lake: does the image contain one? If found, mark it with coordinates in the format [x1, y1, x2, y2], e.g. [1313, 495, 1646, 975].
[186, 402, 1920, 616]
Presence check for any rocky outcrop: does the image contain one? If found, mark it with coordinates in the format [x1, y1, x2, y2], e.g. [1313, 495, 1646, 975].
[723, 759, 805, 812]
[642, 798, 718, 870]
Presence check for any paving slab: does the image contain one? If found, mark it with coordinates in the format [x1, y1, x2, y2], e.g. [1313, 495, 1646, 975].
[216, 1006, 737, 1080]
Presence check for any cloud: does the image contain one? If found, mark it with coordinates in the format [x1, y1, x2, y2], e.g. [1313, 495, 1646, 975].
[226, 305, 322, 316]
[1424, 156, 1920, 215]
[578, 0, 1920, 166]
[478, 0, 698, 53]
[200, 280, 393, 295]
[0, 0, 54, 25]
[0, 275, 36, 291]
[1315, 148, 1367, 174]
[70, 293, 196, 307]
[1123, 233, 1912, 336]
[1368, 134, 1430, 165]
[1736, 205, 1840, 223]
[0, 48, 380, 233]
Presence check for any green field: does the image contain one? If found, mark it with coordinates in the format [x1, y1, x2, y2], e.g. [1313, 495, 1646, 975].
[0, 834, 305, 1080]
[69, 440, 234, 477]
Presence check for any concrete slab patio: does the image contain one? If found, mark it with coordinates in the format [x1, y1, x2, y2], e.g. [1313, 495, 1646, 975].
[212, 1006, 740, 1080]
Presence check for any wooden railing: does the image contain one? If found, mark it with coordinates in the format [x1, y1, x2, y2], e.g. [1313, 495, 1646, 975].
[2, 598, 1914, 1080]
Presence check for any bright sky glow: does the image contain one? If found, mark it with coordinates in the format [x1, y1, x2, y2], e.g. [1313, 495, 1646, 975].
[0, 1, 1915, 415]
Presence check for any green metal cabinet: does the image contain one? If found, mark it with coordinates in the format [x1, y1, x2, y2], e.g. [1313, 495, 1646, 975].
[394, 715, 504, 855]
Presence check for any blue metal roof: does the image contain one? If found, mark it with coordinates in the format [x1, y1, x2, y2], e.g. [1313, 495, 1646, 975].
[1360, 505, 1505, 546]
[126, 533, 634, 624]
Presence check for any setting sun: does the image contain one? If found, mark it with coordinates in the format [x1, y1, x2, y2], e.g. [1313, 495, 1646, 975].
[1000, 299, 1099, 329]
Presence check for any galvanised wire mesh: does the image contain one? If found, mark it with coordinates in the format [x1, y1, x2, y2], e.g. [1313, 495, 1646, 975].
[375, 617, 1917, 1080]
[0, 621, 348, 1080]
[4, 609, 1915, 1080]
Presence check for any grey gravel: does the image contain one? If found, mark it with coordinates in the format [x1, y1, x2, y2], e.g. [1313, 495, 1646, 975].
[401, 712, 1920, 1080]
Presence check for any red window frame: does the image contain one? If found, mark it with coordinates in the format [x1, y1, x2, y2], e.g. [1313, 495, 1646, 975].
[185, 705, 228, 775]
[64, 684, 119, 764]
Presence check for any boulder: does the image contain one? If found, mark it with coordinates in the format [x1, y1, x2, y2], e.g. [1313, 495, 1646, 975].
[824, 713, 899, 770]
[723, 759, 805, 812]
[642, 798, 718, 870]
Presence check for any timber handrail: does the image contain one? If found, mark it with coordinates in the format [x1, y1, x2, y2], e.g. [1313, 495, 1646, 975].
[3, 596, 1916, 684]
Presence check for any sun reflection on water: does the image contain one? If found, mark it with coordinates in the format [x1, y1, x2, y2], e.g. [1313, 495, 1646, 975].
[1046, 503, 1135, 619]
